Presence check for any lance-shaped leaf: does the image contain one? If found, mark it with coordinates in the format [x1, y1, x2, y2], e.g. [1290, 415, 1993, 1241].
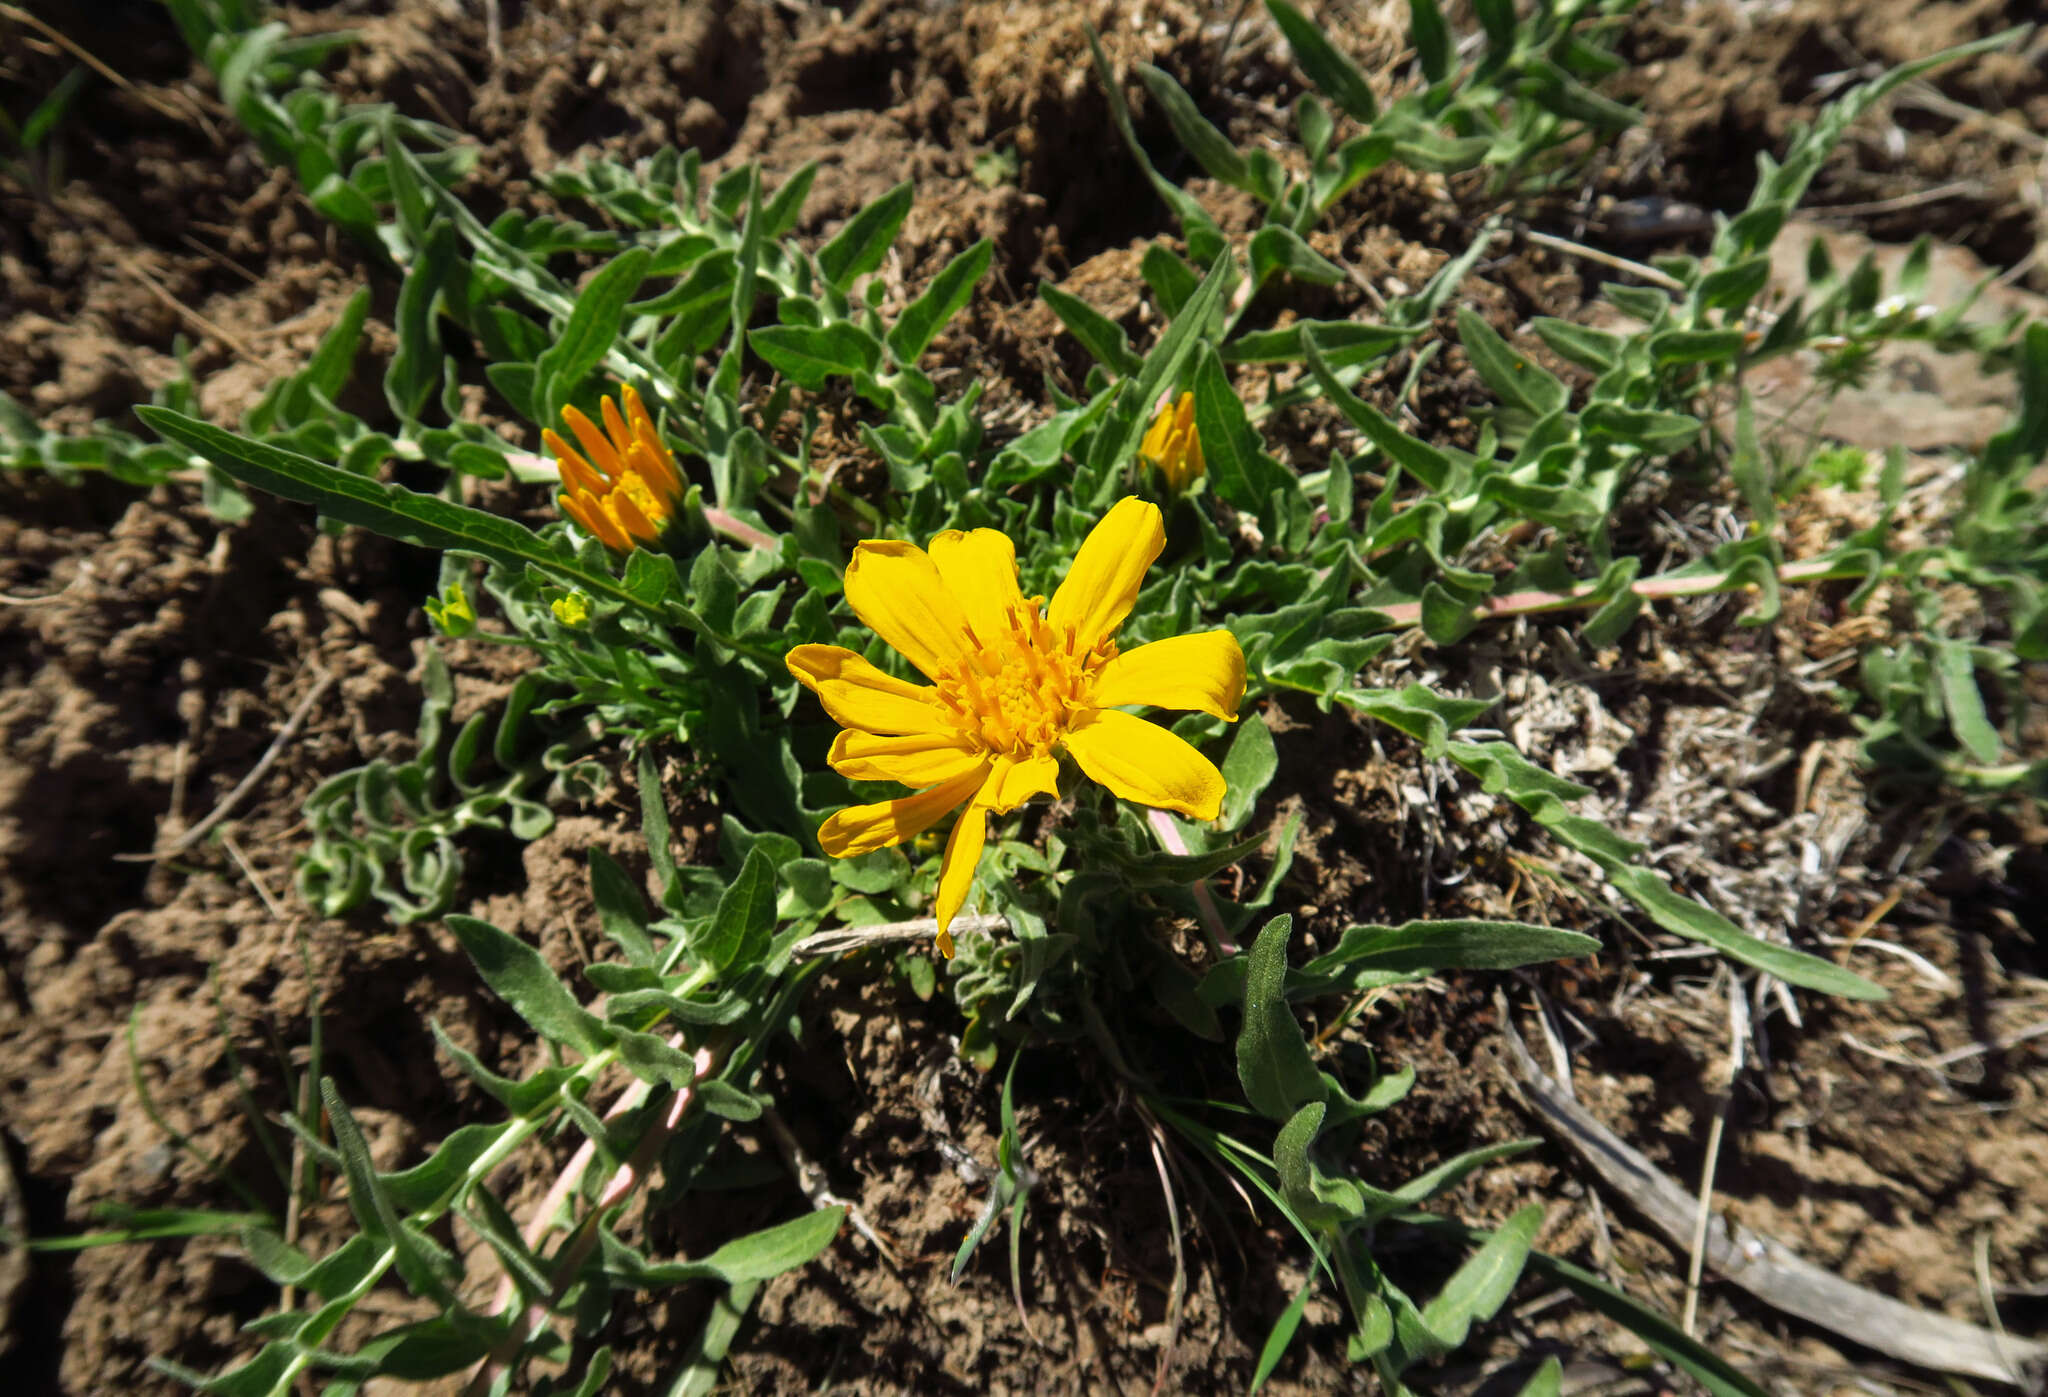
[1236, 914, 1324, 1121]
[444, 914, 614, 1057]
[1265, 0, 1377, 121]
[886, 237, 991, 366]
[135, 408, 661, 620]
[538, 245, 652, 424]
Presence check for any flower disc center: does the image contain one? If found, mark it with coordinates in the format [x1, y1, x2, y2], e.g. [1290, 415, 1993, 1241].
[935, 600, 1114, 758]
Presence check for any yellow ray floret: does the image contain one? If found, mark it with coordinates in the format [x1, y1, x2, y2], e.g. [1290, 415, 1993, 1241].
[787, 497, 1247, 958]
[545, 385, 686, 552]
[1140, 390, 1204, 493]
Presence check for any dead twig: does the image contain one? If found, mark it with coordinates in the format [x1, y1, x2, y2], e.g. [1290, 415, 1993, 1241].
[1682, 978, 1748, 1338]
[1496, 997, 2048, 1391]
[759, 1105, 902, 1269]
[120, 668, 336, 861]
[791, 913, 1010, 960]
[1524, 229, 1688, 293]
[220, 830, 289, 920]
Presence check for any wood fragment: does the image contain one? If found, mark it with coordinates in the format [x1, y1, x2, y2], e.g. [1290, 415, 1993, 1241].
[791, 912, 1010, 960]
[1496, 998, 2048, 1391]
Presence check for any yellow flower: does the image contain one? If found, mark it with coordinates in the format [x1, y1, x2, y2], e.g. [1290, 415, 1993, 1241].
[425, 582, 475, 638]
[551, 592, 591, 627]
[1140, 391, 1204, 493]
[787, 497, 1247, 957]
[545, 385, 685, 552]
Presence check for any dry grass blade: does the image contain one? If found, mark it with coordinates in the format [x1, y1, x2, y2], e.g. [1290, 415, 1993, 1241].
[1496, 1000, 2048, 1391]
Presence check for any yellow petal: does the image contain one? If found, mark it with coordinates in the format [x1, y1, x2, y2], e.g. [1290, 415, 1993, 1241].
[1063, 707, 1225, 820]
[600, 394, 633, 457]
[928, 528, 1024, 649]
[984, 751, 1058, 812]
[933, 802, 988, 953]
[1047, 496, 1163, 653]
[544, 428, 607, 497]
[627, 438, 685, 504]
[1090, 630, 1245, 721]
[563, 491, 631, 552]
[787, 644, 949, 736]
[817, 762, 987, 858]
[622, 383, 655, 438]
[611, 485, 660, 546]
[829, 729, 984, 786]
[563, 405, 623, 480]
[844, 539, 975, 682]
[1141, 400, 1175, 463]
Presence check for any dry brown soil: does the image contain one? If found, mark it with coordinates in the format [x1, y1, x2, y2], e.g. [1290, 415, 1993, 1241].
[2, 2, 2046, 1394]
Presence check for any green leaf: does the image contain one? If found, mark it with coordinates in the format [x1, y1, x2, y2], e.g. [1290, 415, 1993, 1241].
[322, 1082, 459, 1305]
[1085, 27, 1227, 258]
[1306, 341, 1455, 491]
[1273, 1100, 1362, 1226]
[1248, 225, 1346, 289]
[23, 1206, 266, 1252]
[384, 218, 454, 423]
[749, 321, 883, 388]
[1265, 0, 1377, 121]
[588, 848, 655, 966]
[696, 1078, 763, 1121]
[1219, 715, 1278, 831]
[1649, 328, 1746, 366]
[1520, 1246, 1771, 1397]
[1407, 0, 1454, 83]
[1236, 915, 1324, 1121]
[1391, 1139, 1537, 1208]
[1135, 63, 1253, 192]
[537, 245, 652, 423]
[135, 408, 657, 620]
[636, 748, 680, 901]
[1140, 244, 1201, 318]
[1455, 307, 1567, 419]
[1039, 283, 1140, 377]
[1192, 341, 1286, 514]
[1250, 1277, 1316, 1395]
[819, 181, 913, 288]
[608, 1208, 844, 1287]
[1301, 919, 1598, 985]
[699, 846, 776, 972]
[1530, 317, 1621, 372]
[1581, 402, 1700, 449]
[702, 1207, 844, 1282]
[613, 1026, 706, 1089]
[1934, 640, 2003, 763]
[886, 237, 991, 366]
[760, 160, 817, 239]
[21, 65, 87, 150]
[1086, 253, 1233, 494]
[1472, 0, 1516, 58]
[1696, 255, 1771, 313]
[1441, 739, 1887, 1000]
[444, 914, 614, 1056]
[1225, 319, 1410, 368]
[1419, 1202, 1542, 1349]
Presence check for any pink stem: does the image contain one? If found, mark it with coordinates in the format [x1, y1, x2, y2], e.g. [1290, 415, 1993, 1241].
[1147, 808, 1238, 957]
[463, 1041, 720, 1397]
[700, 506, 778, 552]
